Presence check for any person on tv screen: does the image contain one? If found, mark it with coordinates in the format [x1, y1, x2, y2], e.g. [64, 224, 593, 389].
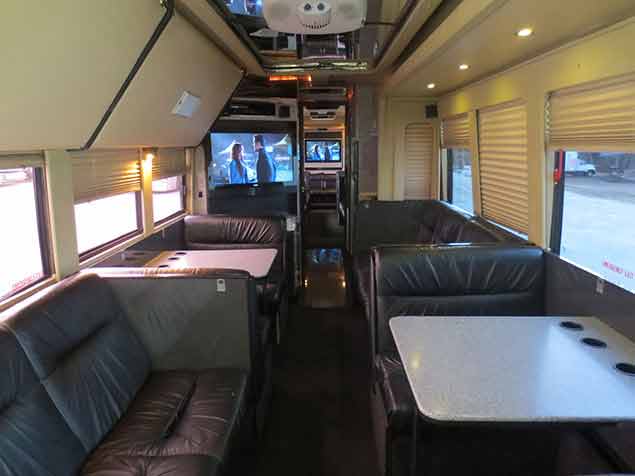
[229, 142, 249, 184]
[324, 144, 332, 162]
[254, 134, 277, 183]
[311, 143, 322, 161]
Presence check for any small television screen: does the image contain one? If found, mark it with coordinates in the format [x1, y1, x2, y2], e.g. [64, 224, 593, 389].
[305, 140, 342, 163]
[209, 132, 295, 187]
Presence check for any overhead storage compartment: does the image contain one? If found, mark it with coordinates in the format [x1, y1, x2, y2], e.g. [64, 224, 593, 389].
[92, 12, 243, 149]
[0, 1, 166, 151]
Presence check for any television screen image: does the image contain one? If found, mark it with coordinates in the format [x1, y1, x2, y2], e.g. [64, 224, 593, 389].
[209, 132, 295, 187]
[305, 140, 341, 163]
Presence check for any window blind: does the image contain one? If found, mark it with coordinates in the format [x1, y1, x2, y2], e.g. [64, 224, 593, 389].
[71, 149, 141, 204]
[547, 74, 635, 152]
[404, 123, 434, 200]
[478, 100, 529, 234]
[153, 148, 186, 180]
[0, 153, 44, 170]
[441, 113, 470, 149]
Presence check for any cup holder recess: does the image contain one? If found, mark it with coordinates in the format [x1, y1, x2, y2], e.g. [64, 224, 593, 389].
[168, 257, 180, 261]
[615, 363, 635, 376]
[560, 321, 584, 331]
[581, 337, 607, 348]
[158, 264, 169, 268]
[175, 252, 187, 256]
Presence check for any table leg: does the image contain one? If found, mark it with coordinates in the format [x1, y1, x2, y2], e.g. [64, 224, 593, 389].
[410, 409, 418, 476]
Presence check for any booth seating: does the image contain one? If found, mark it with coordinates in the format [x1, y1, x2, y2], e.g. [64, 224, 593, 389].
[184, 214, 288, 342]
[369, 244, 546, 476]
[0, 271, 257, 476]
[353, 200, 525, 322]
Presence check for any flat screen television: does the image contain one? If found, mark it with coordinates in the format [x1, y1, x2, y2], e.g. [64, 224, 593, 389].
[209, 132, 295, 187]
[305, 140, 342, 163]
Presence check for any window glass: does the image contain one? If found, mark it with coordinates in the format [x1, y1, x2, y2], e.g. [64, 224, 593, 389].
[560, 151, 635, 292]
[153, 176, 184, 223]
[0, 168, 48, 300]
[448, 148, 473, 213]
[75, 192, 140, 256]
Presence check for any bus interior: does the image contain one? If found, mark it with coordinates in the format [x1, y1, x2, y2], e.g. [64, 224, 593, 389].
[2, 1, 635, 475]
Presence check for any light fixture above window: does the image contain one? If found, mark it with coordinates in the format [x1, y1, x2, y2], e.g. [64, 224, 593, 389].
[459, 64, 469, 70]
[427, 83, 436, 89]
[516, 27, 533, 37]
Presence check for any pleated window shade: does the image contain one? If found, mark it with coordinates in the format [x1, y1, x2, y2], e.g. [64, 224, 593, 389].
[0, 153, 44, 170]
[71, 149, 141, 204]
[441, 113, 470, 149]
[404, 123, 434, 199]
[547, 74, 635, 152]
[477, 100, 529, 234]
[153, 148, 186, 180]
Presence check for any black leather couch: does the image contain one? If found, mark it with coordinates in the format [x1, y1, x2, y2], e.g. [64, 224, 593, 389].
[369, 244, 546, 476]
[0, 272, 254, 476]
[184, 214, 288, 341]
[353, 200, 524, 322]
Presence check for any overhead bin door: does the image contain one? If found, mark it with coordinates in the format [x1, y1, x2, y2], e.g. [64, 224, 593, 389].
[404, 123, 434, 200]
[478, 101, 529, 234]
[547, 73, 635, 152]
[92, 13, 243, 148]
[0, 1, 166, 151]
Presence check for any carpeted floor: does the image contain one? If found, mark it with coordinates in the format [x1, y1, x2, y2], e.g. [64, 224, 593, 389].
[253, 267, 380, 476]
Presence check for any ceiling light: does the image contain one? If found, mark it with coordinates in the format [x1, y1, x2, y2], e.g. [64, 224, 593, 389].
[459, 64, 469, 70]
[427, 83, 436, 89]
[516, 28, 533, 37]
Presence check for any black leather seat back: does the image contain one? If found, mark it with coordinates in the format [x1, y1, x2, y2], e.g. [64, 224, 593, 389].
[185, 214, 286, 275]
[371, 244, 545, 354]
[0, 326, 87, 476]
[8, 275, 151, 453]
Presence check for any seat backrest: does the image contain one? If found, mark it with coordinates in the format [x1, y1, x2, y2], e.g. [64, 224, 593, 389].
[371, 244, 546, 355]
[184, 214, 286, 274]
[7, 274, 151, 453]
[0, 327, 87, 476]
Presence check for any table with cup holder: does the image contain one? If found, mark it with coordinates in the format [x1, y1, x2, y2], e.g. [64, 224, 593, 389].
[390, 315, 635, 475]
[144, 249, 278, 279]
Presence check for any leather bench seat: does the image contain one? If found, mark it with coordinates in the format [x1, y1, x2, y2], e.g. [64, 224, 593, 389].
[1, 274, 251, 476]
[352, 200, 524, 321]
[375, 353, 413, 433]
[82, 369, 247, 475]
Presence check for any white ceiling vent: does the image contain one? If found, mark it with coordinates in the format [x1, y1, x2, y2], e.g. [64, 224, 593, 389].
[263, 0, 366, 34]
[171, 91, 201, 118]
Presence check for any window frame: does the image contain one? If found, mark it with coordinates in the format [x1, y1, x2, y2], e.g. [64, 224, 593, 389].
[76, 191, 144, 262]
[0, 166, 53, 302]
[152, 174, 186, 226]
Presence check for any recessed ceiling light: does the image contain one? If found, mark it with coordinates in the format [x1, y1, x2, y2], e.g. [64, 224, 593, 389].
[427, 83, 436, 89]
[516, 28, 533, 37]
[459, 64, 469, 70]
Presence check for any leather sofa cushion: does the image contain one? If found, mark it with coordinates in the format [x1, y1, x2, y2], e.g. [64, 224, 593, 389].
[372, 245, 545, 354]
[0, 327, 87, 476]
[82, 369, 247, 474]
[82, 455, 219, 476]
[376, 353, 414, 433]
[8, 275, 151, 452]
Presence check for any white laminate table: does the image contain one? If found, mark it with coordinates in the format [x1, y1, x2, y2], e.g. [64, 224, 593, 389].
[390, 315, 635, 425]
[144, 249, 278, 279]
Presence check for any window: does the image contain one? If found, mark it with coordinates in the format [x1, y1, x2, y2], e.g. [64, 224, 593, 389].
[153, 175, 184, 223]
[74, 192, 141, 256]
[446, 148, 473, 213]
[0, 166, 50, 301]
[547, 74, 635, 293]
[553, 151, 635, 293]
